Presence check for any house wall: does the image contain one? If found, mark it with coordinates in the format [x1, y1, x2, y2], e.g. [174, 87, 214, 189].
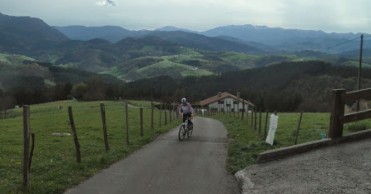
[207, 97, 250, 112]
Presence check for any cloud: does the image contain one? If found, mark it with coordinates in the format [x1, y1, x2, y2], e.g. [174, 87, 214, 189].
[96, 0, 116, 6]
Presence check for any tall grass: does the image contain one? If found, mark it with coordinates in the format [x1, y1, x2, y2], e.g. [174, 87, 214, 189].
[0, 100, 179, 194]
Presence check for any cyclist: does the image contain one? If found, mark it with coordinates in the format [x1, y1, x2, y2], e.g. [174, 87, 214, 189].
[178, 97, 194, 126]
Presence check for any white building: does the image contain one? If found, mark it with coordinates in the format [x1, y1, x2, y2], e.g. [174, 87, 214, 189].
[199, 92, 254, 112]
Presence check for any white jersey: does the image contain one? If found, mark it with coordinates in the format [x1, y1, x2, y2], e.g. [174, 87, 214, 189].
[179, 103, 193, 114]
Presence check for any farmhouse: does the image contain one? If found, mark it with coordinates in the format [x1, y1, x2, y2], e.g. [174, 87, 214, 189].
[199, 92, 254, 112]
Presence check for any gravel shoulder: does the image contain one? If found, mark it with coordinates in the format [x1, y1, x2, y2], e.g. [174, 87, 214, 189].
[236, 138, 371, 194]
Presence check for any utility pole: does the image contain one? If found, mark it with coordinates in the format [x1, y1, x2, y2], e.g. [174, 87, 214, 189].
[357, 34, 364, 111]
[357, 34, 364, 91]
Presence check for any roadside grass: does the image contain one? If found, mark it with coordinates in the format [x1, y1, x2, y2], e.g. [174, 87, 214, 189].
[0, 100, 179, 194]
[211, 112, 371, 174]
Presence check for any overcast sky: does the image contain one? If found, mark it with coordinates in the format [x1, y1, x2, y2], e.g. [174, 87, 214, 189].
[1, 0, 371, 33]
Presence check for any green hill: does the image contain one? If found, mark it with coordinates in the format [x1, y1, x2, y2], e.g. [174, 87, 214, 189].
[0, 53, 123, 107]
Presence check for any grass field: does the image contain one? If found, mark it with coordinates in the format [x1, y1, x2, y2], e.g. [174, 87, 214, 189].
[0, 100, 179, 194]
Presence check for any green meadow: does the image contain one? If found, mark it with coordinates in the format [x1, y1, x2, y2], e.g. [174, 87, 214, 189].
[0, 100, 179, 194]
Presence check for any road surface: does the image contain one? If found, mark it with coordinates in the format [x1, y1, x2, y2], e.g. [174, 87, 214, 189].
[64, 117, 240, 194]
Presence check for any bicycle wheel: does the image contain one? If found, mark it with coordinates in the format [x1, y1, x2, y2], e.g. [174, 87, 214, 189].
[178, 125, 186, 141]
[187, 124, 193, 138]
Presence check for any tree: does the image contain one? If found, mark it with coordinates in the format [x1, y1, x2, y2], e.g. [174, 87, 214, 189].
[83, 77, 107, 101]
[0, 94, 15, 110]
[71, 83, 88, 100]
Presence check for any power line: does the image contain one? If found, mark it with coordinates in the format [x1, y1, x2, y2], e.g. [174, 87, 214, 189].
[325, 36, 360, 50]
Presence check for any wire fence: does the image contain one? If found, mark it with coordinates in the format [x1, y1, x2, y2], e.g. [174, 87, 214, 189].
[0, 100, 180, 192]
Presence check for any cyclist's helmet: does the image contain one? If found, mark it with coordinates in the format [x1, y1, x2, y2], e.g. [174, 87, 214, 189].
[181, 97, 187, 103]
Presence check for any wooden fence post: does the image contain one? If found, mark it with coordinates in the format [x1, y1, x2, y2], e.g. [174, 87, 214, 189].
[125, 102, 130, 145]
[233, 103, 236, 117]
[23, 105, 30, 187]
[264, 111, 269, 138]
[169, 107, 172, 123]
[159, 104, 162, 127]
[254, 108, 257, 130]
[29, 133, 35, 171]
[140, 106, 143, 136]
[250, 108, 254, 128]
[246, 109, 249, 126]
[100, 103, 109, 151]
[2, 109, 7, 119]
[241, 101, 245, 120]
[68, 106, 81, 163]
[165, 109, 168, 125]
[175, 104, 177, 119]
[329, 89, 346, 138]
[258, 110, 262, 134]
[151, 102, 154, 130]
[294, 111, 303, 145]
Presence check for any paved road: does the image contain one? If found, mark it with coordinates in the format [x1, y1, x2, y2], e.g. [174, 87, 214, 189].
[236, 138, 371, 194]
[64, 117, 240, 194]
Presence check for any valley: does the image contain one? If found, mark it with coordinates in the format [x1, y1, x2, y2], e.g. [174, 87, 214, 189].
[1, 12, 371, 113]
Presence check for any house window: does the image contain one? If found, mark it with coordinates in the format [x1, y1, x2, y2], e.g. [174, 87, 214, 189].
[218, 100, 224, 104]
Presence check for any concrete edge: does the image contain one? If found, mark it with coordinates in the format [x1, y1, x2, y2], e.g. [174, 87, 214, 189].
[234, 170, 255, 194]
[257, 129, 371, 163]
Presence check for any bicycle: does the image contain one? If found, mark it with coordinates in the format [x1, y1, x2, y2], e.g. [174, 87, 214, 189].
[178, 118, 193, 141]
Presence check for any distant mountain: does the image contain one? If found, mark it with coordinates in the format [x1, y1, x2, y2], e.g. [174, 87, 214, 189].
[147, 31, 262, 53]
[216, 35, 278, 53]
[55, 25, 198, 43]
[54, 23, 371, 54]
[155, 26, 197, 33]
[54, 25, 262, 53]
[0, 13, 68, 54]
[203, 24, 327, 45]
[54, 25, 150, 43]
[3, 13, 370, 83]
[202, 24, 370, 53]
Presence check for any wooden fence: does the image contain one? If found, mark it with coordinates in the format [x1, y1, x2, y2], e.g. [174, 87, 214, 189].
[21, 101, 177, 187]
[205, 106, 269, 136]
[329, 88, 371, 138]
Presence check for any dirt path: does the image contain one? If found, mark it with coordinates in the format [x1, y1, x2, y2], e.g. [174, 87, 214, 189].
[64, 117, 240, 194]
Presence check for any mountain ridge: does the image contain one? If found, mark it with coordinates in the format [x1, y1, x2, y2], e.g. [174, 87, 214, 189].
[2, 12, 371, 83]
[53, 23, 371, 54]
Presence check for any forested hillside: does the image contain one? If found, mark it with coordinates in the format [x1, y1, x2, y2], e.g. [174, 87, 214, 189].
[1, 57, 369, 112]
[0, 54, 123, 108]
[124, 61, 371, 112]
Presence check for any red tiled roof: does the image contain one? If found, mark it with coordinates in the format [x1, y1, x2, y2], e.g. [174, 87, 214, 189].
[199, 92, 254, 107]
